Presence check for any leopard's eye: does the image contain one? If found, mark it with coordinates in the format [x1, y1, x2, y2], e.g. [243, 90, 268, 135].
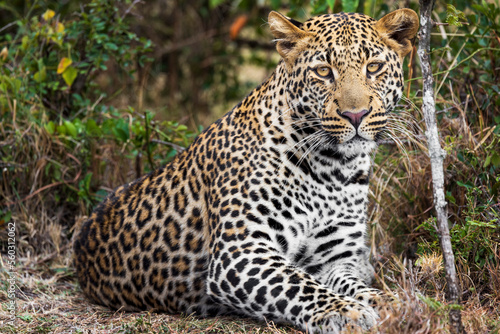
[367, 63, 383, 74]
[315, 66, 332, 78]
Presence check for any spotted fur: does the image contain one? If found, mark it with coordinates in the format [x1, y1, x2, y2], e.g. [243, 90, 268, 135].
[73, 9, 419, 333]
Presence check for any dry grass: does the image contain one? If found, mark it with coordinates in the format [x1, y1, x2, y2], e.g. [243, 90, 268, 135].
[1, 248, 499, 334]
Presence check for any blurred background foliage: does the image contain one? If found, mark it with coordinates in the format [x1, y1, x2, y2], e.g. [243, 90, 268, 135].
[0, 0, 499, 327]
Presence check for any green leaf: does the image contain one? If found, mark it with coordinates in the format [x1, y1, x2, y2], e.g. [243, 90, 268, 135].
[13, 78, 21, 92]
[44, 121, 56, 134]
[445, 191, 456, 204]
[484, 154, 492, 168]
[491, 181, 500, 200]
[62, 66, 78, 87]
[114, 128, 129, 142]
[1, 211, 11, 224]
[78, 172, 93, 193]
[209, 0, 225, 8]
[105, 42, 118, 51]
[21, 35, 29, 50]
[86, 119, 101, 136]
[166, 149, 178, 159]
[446, 4, 467, 27]
[341, 0, 359, 12]
[33, 67, 47, 82]
[491, 152, 500, 168]
[112, 120, 130, 143]
[64, 120, 77, 137]
[57, 124, 67, 135]
[72, 118, 84, 133]
[456, 180, 473, 189]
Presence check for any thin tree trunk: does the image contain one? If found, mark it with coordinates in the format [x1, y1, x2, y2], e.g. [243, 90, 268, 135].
[416, 1, 464, 333]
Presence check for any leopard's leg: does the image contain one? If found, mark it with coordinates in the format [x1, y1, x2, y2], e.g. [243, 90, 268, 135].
[206, 240, 377, 333]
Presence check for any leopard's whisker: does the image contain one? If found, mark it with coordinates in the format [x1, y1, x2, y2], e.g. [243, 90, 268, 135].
[379, 130, 413, 175]
[285, 129, 323, 156]
[289, 118, 322, 126]
[295, 132, 329, 168]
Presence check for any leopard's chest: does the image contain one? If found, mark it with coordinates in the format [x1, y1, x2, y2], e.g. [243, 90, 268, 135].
[237, 152, 371, 266]
[276, 172, 370, 257]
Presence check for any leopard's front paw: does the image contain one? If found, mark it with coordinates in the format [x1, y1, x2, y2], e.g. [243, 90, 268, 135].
[353, 288, 393, 308]
[303, 298, 378, 334]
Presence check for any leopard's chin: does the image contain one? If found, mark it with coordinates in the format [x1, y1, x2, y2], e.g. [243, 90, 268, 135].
[336, 136, 378, 157]
[317, 135, 377, 159]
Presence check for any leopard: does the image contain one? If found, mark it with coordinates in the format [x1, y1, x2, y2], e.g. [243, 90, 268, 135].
[73, 8, 419, 333]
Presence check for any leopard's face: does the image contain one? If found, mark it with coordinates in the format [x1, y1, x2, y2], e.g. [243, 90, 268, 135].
[270, 10, 419, 155]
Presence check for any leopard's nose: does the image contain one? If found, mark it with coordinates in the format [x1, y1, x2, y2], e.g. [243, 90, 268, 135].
[341, 109, 369, 129]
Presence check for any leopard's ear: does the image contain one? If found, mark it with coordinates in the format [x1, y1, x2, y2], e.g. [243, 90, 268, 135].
[268, 11, 312, 67]
[374, 9, 419, 57]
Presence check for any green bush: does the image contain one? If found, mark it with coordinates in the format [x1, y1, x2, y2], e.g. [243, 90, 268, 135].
[0, 0, 197, 236]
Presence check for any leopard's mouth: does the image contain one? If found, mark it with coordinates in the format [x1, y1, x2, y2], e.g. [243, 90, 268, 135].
[335, 132, 374, 145]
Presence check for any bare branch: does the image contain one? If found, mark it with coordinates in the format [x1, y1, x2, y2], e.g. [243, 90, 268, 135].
[121, 0, 143, 20]
[432, 21, 469, 27]
[151, 139, 185, 152]
[417, 1, 465, 333]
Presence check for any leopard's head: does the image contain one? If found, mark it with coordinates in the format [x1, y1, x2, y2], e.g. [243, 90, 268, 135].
[269, 9, 419, 155]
